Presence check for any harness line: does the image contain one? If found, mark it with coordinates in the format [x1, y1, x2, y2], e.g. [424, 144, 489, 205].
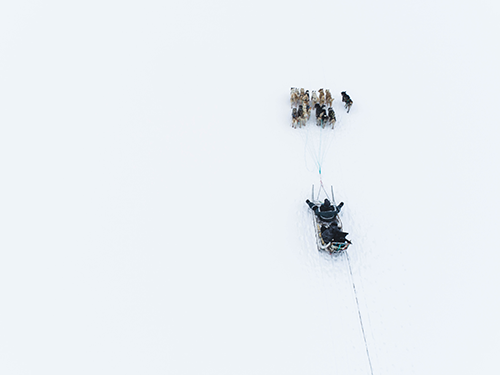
[301, 120, 335, 178]
[315, 173, 332, 202]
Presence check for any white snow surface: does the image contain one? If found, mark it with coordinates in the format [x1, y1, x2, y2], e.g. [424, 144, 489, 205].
[1, 1, 500, 374]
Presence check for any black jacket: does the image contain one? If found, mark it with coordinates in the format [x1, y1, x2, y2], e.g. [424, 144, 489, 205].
[320, 199, 333, 212]
[321, 225, 349, 243]
[306, 200, 343, 222]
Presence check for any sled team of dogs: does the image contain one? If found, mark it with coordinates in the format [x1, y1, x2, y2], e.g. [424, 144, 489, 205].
[290, 88, 352, 128]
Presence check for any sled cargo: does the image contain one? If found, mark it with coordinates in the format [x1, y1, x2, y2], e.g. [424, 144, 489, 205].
[313, 214, 351, 254]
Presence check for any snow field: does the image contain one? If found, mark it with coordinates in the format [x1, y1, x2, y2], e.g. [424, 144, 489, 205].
[2, 0, 500, 374]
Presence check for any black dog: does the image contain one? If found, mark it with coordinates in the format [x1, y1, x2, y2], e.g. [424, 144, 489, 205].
[328, 107, 336, 127]
[341, 91, 353, 113]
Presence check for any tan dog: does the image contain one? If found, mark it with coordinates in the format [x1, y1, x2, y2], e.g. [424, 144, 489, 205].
[311, 90, 318, 107]
[290, 87, 299, 108]
[325, 89, 333, 108]
[318, 88, 325, 106]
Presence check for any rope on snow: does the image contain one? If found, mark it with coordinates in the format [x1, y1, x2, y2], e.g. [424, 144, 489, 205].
[345, 252, 374, 375]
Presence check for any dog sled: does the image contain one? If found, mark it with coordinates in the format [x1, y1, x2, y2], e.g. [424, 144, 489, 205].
[309, 184, 351, 254]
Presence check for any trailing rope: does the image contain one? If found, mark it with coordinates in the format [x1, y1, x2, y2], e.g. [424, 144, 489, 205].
[345, 252, 374, 375]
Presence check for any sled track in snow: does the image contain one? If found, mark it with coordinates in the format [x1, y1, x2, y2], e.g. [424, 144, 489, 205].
[345, 252, 374, 375]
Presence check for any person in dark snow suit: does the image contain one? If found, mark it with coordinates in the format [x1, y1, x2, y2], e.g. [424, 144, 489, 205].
[320, 224, 350, 244]
[306, 199, 344, 222]
[320, 198, 334, 212]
